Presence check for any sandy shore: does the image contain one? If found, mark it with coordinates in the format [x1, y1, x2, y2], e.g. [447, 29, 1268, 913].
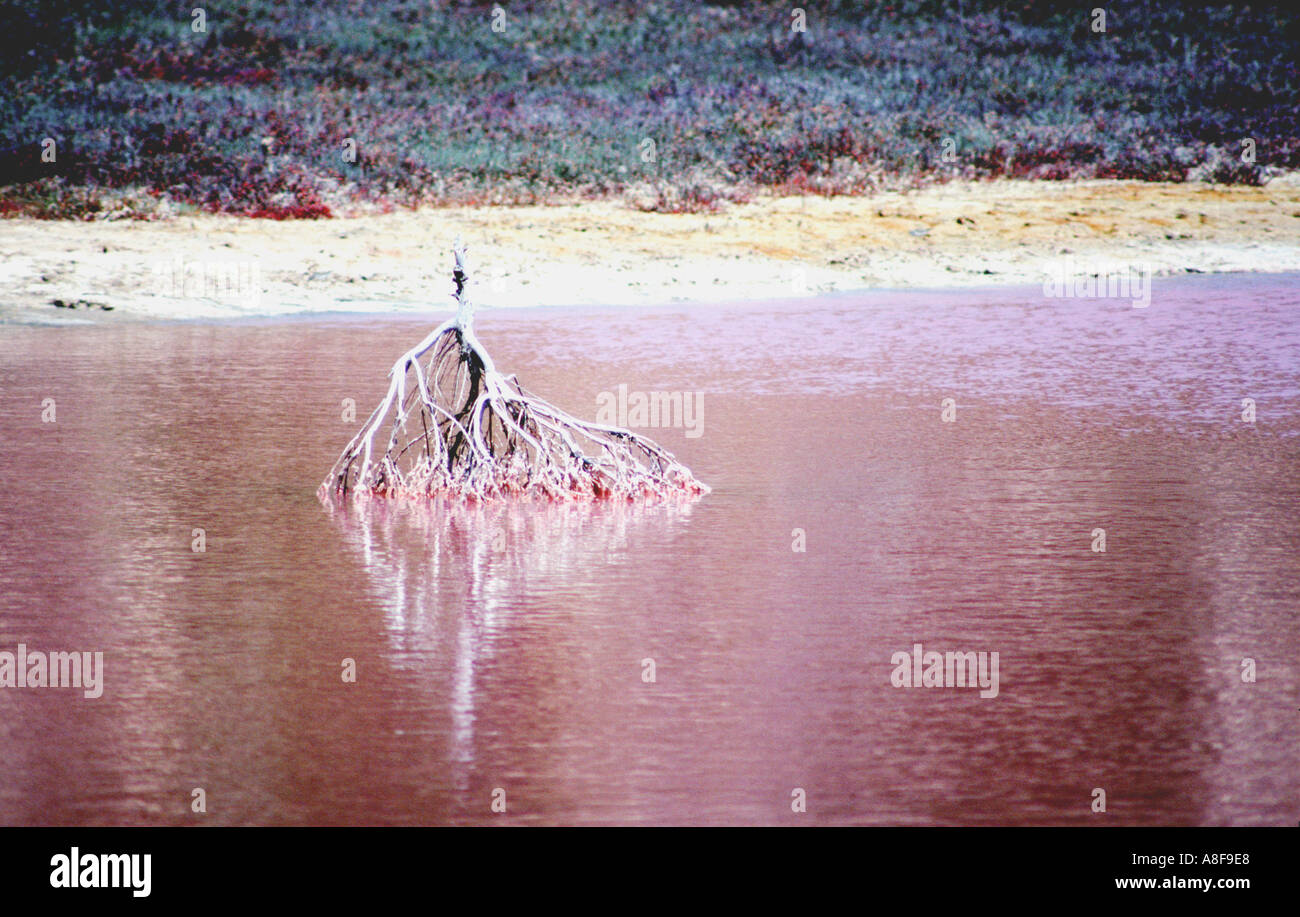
[2, 175, 1299, 323]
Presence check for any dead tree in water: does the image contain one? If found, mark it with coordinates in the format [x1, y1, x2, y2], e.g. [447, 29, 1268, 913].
[321, 242, 709, 502]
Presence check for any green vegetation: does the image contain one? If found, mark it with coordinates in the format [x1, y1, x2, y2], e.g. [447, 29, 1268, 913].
[2, 1, 1296, 218]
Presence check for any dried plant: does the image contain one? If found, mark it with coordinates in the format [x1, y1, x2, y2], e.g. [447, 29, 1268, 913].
[321, 242, 709, 502]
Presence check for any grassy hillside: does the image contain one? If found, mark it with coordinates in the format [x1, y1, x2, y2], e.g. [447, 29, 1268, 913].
[2, 1, 1296, 218]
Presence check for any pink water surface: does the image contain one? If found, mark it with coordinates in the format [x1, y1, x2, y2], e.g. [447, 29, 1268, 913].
[1, 273, 1297, 824]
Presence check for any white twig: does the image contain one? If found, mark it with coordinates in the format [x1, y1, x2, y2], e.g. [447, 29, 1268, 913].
[321, 241, 709, 503]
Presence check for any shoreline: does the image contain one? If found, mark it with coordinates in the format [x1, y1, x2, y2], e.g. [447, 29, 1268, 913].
[2, 176, 1299, 324]
[9, 270, 1300, 331]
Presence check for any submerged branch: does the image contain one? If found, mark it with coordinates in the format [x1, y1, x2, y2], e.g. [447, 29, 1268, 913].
[321, 242, 709, 503]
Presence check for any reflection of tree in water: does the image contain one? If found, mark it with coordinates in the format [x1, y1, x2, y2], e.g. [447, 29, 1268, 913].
[323, 496, 700, 779]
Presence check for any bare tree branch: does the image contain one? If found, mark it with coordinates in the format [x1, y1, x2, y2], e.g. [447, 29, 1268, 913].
[321, 241, 709, 503]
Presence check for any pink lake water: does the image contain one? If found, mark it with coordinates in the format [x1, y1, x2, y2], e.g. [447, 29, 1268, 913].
[1, 273, 1298, 825]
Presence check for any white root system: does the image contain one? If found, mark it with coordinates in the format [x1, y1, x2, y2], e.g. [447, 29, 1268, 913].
[321, 243, 709, 503]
